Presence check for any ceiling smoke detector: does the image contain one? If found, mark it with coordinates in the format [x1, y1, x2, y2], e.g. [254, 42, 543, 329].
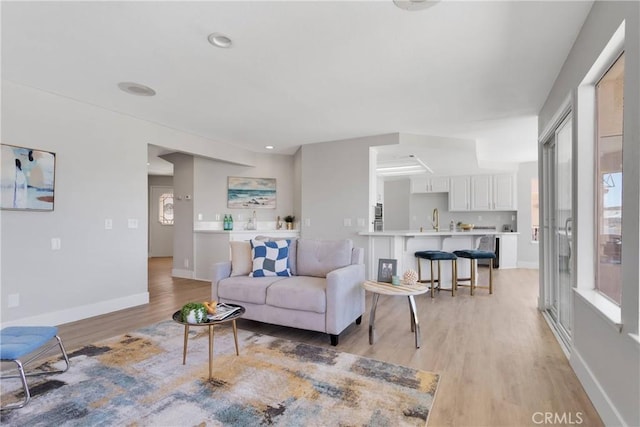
[117, 82, 156, 96]
[393, 0, 440, 11]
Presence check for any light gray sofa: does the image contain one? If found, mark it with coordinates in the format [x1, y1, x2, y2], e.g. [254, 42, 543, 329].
[211, 238, 365, 345]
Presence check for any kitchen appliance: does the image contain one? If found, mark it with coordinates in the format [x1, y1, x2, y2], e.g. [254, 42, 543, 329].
[373, 203, 383, 231]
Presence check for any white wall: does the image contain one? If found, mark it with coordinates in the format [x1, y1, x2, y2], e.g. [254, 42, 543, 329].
[517, 161, 539, 268]
[193, 154, 295, 226]
[538, 2, 639, 425]
[383, 179, 410, 230]
[1, 82, 149, 325]
[300, 134, 399, 267]
[162, 153, 194, 278]
[0, 81, 259, 326]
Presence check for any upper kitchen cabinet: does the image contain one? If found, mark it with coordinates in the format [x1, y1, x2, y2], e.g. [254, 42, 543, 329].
[410, 176, 450, 193]
[492, 174, 517, 210]
[471, 175, 492, 210]
[449, 174, 516, 211]
[449, 176, 471, 211]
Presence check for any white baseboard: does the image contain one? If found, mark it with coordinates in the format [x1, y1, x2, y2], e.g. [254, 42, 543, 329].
[517, 261, 539, 269]
[172, 268, 194, 279]
[0, 292, 149, 328]
[570, 348, 626, 427]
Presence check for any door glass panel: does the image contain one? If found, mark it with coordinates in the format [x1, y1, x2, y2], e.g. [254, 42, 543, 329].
[556, 117, 572, 335]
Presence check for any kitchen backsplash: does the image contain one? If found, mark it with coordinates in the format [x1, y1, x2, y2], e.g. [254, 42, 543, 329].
[407, 192, 517, 232]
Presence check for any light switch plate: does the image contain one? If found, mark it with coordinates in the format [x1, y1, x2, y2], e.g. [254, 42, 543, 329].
[8, 293, 19, 308]
[51, 238, 61, 250]
[128, 219, 138, 229]
[105, 219, 113, 230]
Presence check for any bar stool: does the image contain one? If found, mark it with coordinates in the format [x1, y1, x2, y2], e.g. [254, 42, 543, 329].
[414, 251, 458, 297]
[453, 250, 496, 295]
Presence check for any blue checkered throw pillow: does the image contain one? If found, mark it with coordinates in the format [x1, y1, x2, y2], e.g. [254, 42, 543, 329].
[250, 239, 291, 277]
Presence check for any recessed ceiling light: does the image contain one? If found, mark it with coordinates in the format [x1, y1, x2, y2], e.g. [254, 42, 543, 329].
[208, 33, 233, 48]
[118, 82, 156, 96]
[393, 0, 440, 11]
[265, 145, 274, 150]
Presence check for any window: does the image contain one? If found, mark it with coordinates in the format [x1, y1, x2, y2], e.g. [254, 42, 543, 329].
[531, 178, 539, 242]
[595, 53, 624, 305]
[159, 193, 174, 225]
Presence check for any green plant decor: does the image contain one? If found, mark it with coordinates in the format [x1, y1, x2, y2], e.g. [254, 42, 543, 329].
[181, 302, 207, 323]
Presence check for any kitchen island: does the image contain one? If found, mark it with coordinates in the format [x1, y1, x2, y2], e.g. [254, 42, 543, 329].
[358, 230, 518, 284]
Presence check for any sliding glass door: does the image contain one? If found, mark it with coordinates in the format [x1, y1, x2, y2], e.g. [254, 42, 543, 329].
[542, 113, 573, 346]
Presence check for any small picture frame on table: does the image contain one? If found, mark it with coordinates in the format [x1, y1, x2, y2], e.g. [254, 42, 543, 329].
[377, 258, 397, 283]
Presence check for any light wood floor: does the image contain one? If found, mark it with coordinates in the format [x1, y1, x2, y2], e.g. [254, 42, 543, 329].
[58, 257, 602, 427]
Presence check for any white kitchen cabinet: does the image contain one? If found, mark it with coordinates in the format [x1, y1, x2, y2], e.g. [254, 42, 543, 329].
[493, 174, 517, 210]
[428, 176, 450, 192]
[449, 176, 471, 211]
[449, 174, 516, 212]
[410, 176, 428, 193]
[410, 176, 450, 193]
[471, 175, 492, 210]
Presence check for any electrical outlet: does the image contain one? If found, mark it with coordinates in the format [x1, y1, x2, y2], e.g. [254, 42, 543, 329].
[197, 213, 203, 221]
[184, 258, 189, 268]
[511, 215, 515, 220]
[343, 218, 352, 227]
[128, 219, 138, 229]
[105, 219, 113, 230]
[305, 218, 311, 227]
[478, 215, 482, 221]
[215, 214, 221, 221]
[357, 218, 365, 227]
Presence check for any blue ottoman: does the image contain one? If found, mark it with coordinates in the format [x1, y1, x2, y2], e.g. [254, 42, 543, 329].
[453, 250, 497, 295]
[415, 251, 458, 297]
[0, 326, 70, 410]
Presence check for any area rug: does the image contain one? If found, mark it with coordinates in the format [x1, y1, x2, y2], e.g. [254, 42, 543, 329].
[0, 320, 439, 426]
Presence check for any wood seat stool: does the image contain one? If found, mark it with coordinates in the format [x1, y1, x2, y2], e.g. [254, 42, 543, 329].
[0, 326, 70, 411]
[414, 250, 458, 297]
[453, 249, 497, 295]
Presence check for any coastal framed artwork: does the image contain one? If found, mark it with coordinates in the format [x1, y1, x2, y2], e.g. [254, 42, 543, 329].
[227, 176, 276, 209]
[0, 144, 56, 211]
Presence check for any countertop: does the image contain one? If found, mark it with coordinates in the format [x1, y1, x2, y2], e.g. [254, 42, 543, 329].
[358, 230, 519, 237]
[194, 229, 300, 234]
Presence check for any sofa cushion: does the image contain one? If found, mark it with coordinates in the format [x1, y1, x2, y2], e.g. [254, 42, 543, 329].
[296, 239, 353, 278]
[266, 276, 327, 313]
[218, 276, 286, 305]
[229, 241, 252, 277]
[250, 240, 291, 277]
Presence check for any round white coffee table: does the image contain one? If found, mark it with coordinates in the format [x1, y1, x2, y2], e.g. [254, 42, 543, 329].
[361, 280, 429, 348]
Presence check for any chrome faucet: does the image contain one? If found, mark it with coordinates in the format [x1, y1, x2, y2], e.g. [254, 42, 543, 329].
[432, 208, 439, 231]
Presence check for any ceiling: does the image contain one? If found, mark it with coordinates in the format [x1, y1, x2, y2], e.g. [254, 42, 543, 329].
[2, 1, 594, 175]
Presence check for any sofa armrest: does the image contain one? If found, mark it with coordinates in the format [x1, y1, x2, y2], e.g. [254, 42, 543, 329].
[211, 261, 232, 300]
[325, 263, 366, 335]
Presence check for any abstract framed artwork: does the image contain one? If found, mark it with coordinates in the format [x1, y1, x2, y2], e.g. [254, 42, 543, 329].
[1, 144, 56, 211]
[227, 177, 276, 209]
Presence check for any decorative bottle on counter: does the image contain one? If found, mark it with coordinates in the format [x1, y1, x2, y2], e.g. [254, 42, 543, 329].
[223, 214, 229, 230]
[229, 214, 234, 230]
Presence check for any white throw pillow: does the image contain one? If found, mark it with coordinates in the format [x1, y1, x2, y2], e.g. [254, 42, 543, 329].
[229, 241, 252, 276]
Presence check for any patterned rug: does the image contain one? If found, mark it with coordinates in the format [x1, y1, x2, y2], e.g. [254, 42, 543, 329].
[1, 320, 439, 426]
